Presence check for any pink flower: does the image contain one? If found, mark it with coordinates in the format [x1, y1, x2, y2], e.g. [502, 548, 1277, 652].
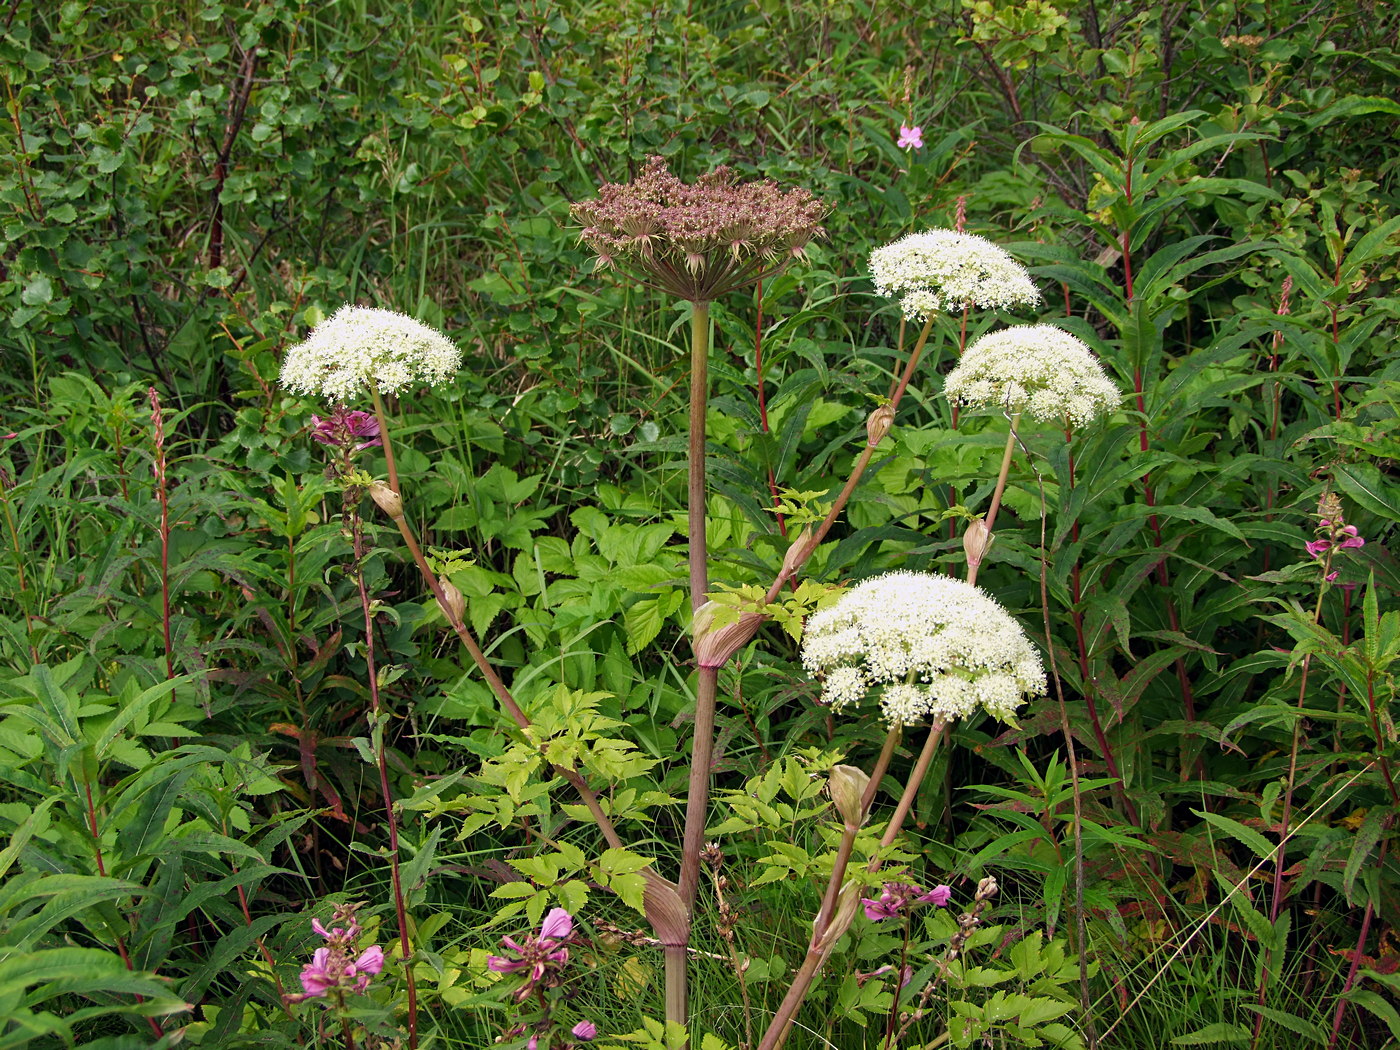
[299, 947, 336, 997]
[352, 945, 384, 992]
[1338, 525, 1365, 550]
[573, 1020, 599, 1041]
[861, 880, 951, 920]
[919, 884, 953, 907]
[897, 124, 923, 150]
[1305, 539, 1331, 558]
[539, 907, 573, 942]
[486, 908, 577, 1000]
[287, 907, 382, 1004]
[309, 408, 382, 450]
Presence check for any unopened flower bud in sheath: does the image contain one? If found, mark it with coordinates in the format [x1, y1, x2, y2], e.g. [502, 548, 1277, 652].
[692, 600, 766, 669]
[963, 518, 991, 569]
[866, 404, 895, 447]
[782, 526, 817, 578]
[437, 576, 465, 624]
[368, 481, 403, 520]
[828, 764, 871, 828]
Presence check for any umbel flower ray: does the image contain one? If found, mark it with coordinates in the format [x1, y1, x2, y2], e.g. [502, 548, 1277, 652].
[801, 570, 1045, 727]
[943, 323, 1120, 426]
[571, 155, 828, 302]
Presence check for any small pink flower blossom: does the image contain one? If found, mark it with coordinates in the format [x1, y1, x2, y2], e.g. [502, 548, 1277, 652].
[539, 907, 573, 941]
[861, 880, 953, 921]
[897, 124, 924, 150]
[573, 1020, 599, 1041]
[286, 904, 383, 1004]
[486, 908, 578, 1001]
[920, 884, 953, 907]
[309, 408, 382, 450]
[299, 947, 336, 997]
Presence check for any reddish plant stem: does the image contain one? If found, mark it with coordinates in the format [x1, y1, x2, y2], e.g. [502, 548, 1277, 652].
[84, 779, 166, 1037]
[1265, 567, 1334, 1004]
[1329, 836, 1386, 1050]
[349, 504, 418, 1049]
[1262, 276, 1293, 574]
[677, 665, 720, 911]
[689, 301, 711, 611]
[149, 389, 174, 682]
[0, 475, 39, 664]
[368, 407, 627, 853]
[763, 319, 935, 605]
[754, 280, 786, 537]
[756, 736, 902, 1050]
[1062, 428, 1136, 822]
[1330, 248, 1343, 423]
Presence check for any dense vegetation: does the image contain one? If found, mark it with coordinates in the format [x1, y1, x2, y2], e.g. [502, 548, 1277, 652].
[3, 1, 1400, 1047]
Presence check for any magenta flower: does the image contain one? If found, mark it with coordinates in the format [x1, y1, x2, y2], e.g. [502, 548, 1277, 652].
[861, 880, 953, 921]
[920, 884, 953, 906]
[289, 908, 384, 1003]
[309, 408, 382, 450]
[539, 907, 573, 941]
[897, 124, 923, 150]
[487, 908, 578, 1000]
[573, 1020, 599, 1041]
[1306, 520, 1365, 576]
[299, 947, 337, 997]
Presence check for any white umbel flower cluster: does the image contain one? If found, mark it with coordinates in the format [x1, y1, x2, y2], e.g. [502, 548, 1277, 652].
[943, 323, 1120, 426]
[279, 305, 461, 403]
[801, 571, 1045, 727]
[869, 229, 1040, 321]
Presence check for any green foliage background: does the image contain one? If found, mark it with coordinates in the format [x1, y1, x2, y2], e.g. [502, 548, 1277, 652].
[2, 0, 1400, 1047]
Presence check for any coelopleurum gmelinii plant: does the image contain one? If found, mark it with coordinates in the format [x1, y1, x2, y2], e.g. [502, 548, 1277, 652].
[572, 157, 828, 1030]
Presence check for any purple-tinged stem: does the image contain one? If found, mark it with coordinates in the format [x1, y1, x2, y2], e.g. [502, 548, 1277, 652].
[689, 301, 711, 612]
[756, 735, 902, 1050]
[349, 503, 417, 1049]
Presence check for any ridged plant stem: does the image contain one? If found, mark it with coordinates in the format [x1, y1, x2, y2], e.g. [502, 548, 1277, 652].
[688, 301, 710, 612]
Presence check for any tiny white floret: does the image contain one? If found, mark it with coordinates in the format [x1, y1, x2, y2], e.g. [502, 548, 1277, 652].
[280, 305, 462, 403]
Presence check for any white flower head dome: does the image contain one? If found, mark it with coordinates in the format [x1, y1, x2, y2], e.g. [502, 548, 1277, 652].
[801, 571, 1045, 726]
[869, 229, 1039, 321]
[944, 323, 1120, 426]
[280, 305, 461, 403]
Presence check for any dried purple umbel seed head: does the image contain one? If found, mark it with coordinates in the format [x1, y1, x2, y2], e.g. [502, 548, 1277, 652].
[571, 156, 827, 303]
